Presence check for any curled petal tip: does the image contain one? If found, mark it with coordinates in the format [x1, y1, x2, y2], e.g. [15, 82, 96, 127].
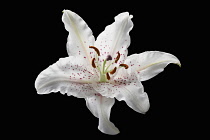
[177, 63, 181, 67]
[62, 9, 67, 13]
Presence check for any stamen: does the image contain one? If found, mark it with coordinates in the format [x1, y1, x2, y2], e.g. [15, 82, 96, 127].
[115, 51, 120, 63]
[119, 64, 129, 69]
[106, 73, 110, 80]
[89, 46, 100, 56]
[91, 58, 96, 68]
[110, 67, 117, 74]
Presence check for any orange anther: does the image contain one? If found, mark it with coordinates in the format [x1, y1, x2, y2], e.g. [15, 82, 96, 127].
[115, 51, 120, 63]
[106, 73, 110, 80]
[91, 58, 96, 68]
[89, 46, 100, 56]
[110, 67, 117, 74]
[119, 64, 129, 69]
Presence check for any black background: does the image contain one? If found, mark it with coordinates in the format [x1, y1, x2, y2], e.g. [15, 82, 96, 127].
[10, 1, 196, 139]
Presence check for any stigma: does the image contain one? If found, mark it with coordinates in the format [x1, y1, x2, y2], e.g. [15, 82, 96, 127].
[106, 55, 112, 61]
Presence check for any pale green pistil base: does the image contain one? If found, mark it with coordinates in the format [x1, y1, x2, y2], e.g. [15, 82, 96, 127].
[100, 74, 107, 82]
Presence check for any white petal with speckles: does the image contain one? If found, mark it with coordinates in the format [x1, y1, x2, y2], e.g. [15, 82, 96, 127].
[35, 57, 97, 98]
[92, 68, 150, 113]
[62, 10, 95, 66]
[94, 12, 133, 69]
[86, 94, 119, 135]
[125, 51, 181, 81]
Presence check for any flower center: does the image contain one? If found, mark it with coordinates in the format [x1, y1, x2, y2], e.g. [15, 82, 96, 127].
[89, 46, 129, 82]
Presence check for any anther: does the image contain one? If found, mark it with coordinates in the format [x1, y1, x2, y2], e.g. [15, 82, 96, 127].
[91, 58, 96, 68]
[115, 51, 120, 63]
[106, 73, 110, 80]
[89, 46, 100, 56]
[119, 64, 129, 69]
[110, 67, 117, 74]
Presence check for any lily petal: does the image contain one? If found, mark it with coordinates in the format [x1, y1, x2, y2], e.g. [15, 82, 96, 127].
[35, 57, 97, 98]
[62, 10, 95, 65]
[115, 82, 149, 114]
[94, 12, 133, 67]
[125, 51, 181, 81]
[86, 94, 119, 135]
[113, 70, 150, 113]
[92, 69, 149, 113]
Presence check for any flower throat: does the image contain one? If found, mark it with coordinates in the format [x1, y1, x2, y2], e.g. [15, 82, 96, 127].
[89, 46, 129, 82]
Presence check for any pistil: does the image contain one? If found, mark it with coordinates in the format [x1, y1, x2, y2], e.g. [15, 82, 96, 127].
[102, 60, 107, 74]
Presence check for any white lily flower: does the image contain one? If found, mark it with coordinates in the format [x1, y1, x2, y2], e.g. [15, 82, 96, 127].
[35, 10, 181, 135]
